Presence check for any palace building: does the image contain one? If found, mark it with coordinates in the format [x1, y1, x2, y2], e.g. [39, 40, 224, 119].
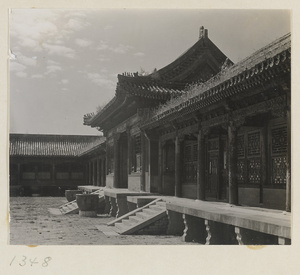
[9, 27, 291, 244]
[83, 27, 291, 244]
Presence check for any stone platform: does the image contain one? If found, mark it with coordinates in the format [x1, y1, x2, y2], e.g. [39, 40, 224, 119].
[165, 197, 291, 245]
[104, 189, 154, 217]
[127, 195, 161, 211]
[78, 185, 102, 193]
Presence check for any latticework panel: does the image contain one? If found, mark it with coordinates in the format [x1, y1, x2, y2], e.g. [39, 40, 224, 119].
[272, 156, 287, 184]
[248, 158, 261, 184]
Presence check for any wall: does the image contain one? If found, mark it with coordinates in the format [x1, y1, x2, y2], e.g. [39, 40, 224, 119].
[163, 174, 175, 196]
[106, 174, 114, 188]
[263, 188, 286, 210]
[181, 184, 197, 199]
[128, 174, 141, 191]
[238, 187, 260, 207]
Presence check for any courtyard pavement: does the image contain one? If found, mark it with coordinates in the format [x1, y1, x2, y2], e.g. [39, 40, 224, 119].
[9, 196, 195, 245]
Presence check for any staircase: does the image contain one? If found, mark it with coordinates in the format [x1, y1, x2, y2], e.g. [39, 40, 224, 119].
[59, 189, 104, 215]
[107, 198, 167, 235]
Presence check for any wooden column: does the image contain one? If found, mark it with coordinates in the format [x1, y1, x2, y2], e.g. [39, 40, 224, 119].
[17, 163, 21, 185]
[286, 108, 291, 212]
[141, 132, 146, 192]
[97, 158, 100, 186]
[94, 160, 97, 186]
[113, 134, 120, 188]
[68, 163, 72, 183]
[88, 161, 92, 185]
[228, 121, 238, 205]
[52, 164, 56, 185]
[144, 131, 152, 192]
[90, 161, 93, 185]
[197, 130, 205, 200]
[102, 158, 106, 186]
[127, 131, 132, 175]
[99, 159, 103, 186]
[175, 136, 182, 197]
[158, 140, 163, 194]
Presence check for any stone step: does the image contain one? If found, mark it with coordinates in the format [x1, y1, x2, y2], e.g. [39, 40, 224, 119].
[59, 200, 79, 214]
[114, 222, 130, 233]
[136, 211, 153, 220]
[142, 208, 160, 216]
[149, 204, 166, 211]
[128, 215, 144, 224]
[58, 189, 104, 215]
[118, 209, 167, 235]
[156, 201, 166, 207]
[122, 219, 136, 227]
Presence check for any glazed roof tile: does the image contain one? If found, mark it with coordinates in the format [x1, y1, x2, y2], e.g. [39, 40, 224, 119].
[10, 134, 105, 157]
[84, 28, 230, 127]
[143, 33, 291, 127]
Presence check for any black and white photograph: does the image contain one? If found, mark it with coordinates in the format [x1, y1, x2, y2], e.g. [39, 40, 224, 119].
[8, 9, 292, 248]
[1, 2, 299, 274]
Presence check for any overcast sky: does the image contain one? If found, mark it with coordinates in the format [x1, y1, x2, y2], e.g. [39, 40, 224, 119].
[9, 9, 290, 136]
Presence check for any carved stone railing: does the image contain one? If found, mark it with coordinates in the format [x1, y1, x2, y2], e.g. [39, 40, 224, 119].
[166, 200, 291, 245]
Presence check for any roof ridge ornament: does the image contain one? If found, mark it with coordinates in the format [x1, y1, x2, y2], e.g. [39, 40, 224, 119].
[199, 26, 208, 39]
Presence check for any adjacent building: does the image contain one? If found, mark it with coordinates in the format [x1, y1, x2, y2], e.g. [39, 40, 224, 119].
[9, 134, 106, 195]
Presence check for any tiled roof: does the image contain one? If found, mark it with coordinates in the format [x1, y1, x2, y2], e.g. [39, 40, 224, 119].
[142, 33, 291, 127]
[84, 27, 231, 127]
[10, 134, 105, 157]
[117, 74, 183, 98]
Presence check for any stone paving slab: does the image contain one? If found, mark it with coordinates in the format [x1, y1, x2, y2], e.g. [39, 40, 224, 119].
[9, 197, 196, 245]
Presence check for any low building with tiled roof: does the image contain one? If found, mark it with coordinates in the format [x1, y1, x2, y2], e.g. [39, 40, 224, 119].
[10, 134, 105, 157]
[10, 134, 106, 196]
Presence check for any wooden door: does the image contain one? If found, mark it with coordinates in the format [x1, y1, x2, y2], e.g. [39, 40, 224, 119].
[207, 151, 219, 199]
[119, 135, 128, 188]
[162, 142, 175, 196]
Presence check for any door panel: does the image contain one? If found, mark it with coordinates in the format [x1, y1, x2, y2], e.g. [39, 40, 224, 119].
[207, 152, 218, 198]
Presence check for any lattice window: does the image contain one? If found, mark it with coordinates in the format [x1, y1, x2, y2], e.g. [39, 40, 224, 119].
[248, 158, 261, 183]
[184, 145, 192, 162]
[193, 144, 198, 161]
[237, 135, 245, 158]
[183, 142, 198, 184]
[237, 130, 261, 185]
[248, 132, 261, 156]
[272, 127, 287, 155]
[208, 139, 219, 151]
[272, 157, 287, 184]
[37, 172, 51, 180]
[183, 163, 197, 182]
[237, 160, 246, 183]
[271, 124, 288, 185]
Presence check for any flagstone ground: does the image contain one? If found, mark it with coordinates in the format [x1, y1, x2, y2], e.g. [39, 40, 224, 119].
[9, 196, 196, 245]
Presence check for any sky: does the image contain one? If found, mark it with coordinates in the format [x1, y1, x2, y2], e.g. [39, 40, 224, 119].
[9, 9, 290, 136]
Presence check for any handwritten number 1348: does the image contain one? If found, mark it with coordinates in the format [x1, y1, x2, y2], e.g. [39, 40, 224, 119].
[10, 256, 52, 267]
